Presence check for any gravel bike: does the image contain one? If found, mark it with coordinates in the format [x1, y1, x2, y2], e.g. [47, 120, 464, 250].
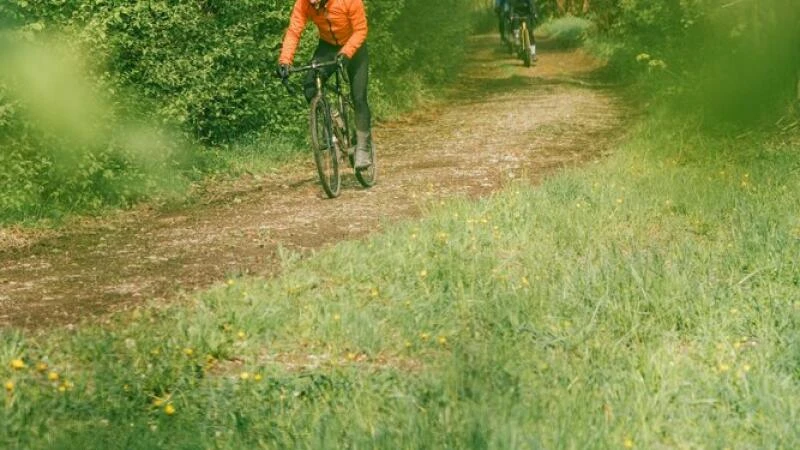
[504, 13, 535, 68]
[279, 58, 376, 198]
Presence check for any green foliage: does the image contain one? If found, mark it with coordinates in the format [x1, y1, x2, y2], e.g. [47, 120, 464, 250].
[537, 15, 594, 48]
[587, 0, 800, 128]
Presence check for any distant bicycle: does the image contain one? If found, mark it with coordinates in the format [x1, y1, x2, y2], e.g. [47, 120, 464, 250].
[278, 58, 376, 198]
[504, 12, 536, 67]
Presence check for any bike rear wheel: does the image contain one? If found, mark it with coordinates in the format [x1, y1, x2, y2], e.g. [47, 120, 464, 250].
[521, 21, 531, 67]
[309, 96, 340, 198]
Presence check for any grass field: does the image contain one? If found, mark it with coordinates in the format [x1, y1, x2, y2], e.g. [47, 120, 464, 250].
[3, 116, 800, 449]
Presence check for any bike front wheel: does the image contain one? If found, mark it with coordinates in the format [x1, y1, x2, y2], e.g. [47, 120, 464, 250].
[309, 96, 340, 198]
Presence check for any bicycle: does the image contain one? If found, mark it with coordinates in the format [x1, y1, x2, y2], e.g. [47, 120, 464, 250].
[504, 12, 535, 68]
[279, 58, 376, 198]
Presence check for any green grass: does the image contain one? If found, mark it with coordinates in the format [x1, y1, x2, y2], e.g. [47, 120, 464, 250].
[536, 16, 594, 48]
[3, 118, 800, 449]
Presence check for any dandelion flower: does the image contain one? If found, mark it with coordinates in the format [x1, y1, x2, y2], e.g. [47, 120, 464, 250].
[254, 374, 263, 382]
[438, 336, 448, 346]
[183, 348, 194, 356]
[4, 380, 13, 393]
[36, 362, 48, 372]
[48, 372, 60, 382]
[237, 331, 247, 340]
[10, 359, 26, 370]
[240, 372, 251, 380]
[623, 437, 635, 449]
[164, 404, 176, 415]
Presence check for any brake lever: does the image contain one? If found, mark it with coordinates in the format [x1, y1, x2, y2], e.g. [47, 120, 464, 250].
[280, 76, 297, 96]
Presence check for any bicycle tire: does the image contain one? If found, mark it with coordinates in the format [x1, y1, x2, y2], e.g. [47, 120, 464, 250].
[521, 21, 531, 67]
[309, 96, 340, 198]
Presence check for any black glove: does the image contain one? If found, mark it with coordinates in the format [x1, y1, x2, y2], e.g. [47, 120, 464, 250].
[276, 63, 291, 79]
[336, 53, 350, 67]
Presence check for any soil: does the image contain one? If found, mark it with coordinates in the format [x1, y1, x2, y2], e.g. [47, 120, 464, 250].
[0, 34, 628, 330]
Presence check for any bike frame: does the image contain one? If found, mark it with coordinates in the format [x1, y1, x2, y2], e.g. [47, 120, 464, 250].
[284, 59, 355, 152]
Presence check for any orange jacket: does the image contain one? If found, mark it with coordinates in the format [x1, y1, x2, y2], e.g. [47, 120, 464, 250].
[279, 0, 368, 65]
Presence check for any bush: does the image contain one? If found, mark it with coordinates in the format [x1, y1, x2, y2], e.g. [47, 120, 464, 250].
[587, 0, 800, 127]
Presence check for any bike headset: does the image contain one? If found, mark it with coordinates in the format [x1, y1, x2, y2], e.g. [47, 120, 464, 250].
[309, 0, 329, 11]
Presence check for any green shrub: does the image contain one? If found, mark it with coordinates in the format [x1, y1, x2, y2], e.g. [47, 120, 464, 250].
[586, 0, 800, 127]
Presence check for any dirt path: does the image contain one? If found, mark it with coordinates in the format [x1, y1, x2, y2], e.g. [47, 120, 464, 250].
[0, 35, 626, 330]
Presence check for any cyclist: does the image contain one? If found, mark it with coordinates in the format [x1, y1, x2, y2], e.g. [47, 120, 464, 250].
[277, 0, 373, 169]
[497, 0, 538, 61]
[494, 0, 508, 43]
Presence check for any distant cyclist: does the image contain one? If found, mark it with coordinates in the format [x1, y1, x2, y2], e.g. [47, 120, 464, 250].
[496, 0, 538, 61]
[277, 0, 373, 169]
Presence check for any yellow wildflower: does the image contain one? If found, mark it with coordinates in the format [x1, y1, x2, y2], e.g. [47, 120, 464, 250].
[48, 371, 60, 382]
[10, 359, 26, 370]
[36, 362, 48, 372]
[4, 380, 13, 393]
[164, 404, 176, 415]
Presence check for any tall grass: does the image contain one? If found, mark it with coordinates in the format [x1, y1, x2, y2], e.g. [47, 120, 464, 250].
[3, 118, 800, 448]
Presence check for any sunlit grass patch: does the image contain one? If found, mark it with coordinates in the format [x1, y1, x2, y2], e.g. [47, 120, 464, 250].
[2, 116, 800, 448]
[536, 16, 594, 48]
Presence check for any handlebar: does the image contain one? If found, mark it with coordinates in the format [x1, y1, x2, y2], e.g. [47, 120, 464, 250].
[275, 58, 344, 95]
[288, 59, 341, 74]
